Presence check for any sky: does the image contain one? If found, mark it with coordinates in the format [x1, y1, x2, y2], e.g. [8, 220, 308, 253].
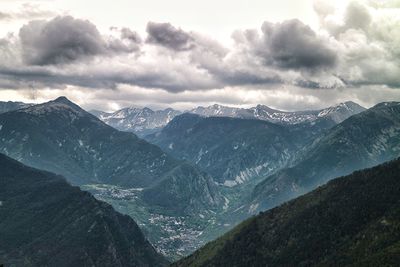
[0, 0, 399, 111]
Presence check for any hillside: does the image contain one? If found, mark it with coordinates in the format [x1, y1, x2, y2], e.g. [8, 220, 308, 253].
[173, 158, 400, 267]
[147, 108, 359, 187]
[0, 153, 168, 267]
[147, 114, 302, 185]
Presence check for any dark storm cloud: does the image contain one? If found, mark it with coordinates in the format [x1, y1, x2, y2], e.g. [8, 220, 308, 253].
[260, 19, 338, 70]
[19, 16, 106, 65]
[146, 22, 194, 51]
[19, 16, 142, 66]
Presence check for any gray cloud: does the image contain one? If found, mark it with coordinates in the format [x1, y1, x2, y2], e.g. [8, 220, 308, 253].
[120, 28, 142, 43]
[146, 22, 194, 51]
[19, 16, 142, 66]
[107, 27, 142, 53]
[260, 19, 338, 70]
[19, 16, 106, 65]
[0, 56, 221, 92]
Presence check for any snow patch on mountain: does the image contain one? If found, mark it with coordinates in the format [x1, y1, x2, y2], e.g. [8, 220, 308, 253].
[94, 101, 366, 137]
[92, 107, 182, 136]
[190, 101, 365, 125]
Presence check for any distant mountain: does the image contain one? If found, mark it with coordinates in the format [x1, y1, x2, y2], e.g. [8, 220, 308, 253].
[0, 101, 32, 113]
[173, 158, 400, 267]
[251, 102, 400, 213]
[92, 102, 364, 137]
[0, 97, 221, 215]
[189, 104, 250, 119]
[89, 109, 107, 117]
[91, 107, 182, 137]
[0, 153, 168, 267]
[189, 101, 365, 125]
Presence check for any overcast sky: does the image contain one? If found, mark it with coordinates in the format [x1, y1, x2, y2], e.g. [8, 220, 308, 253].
[0, 0, 399, 111]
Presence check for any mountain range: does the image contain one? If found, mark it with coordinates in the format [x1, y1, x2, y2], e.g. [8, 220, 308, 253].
[91, 107, 182, 137]
[0, 153, 168, 267]
[174, 158, 400, 267]
[189, 101, 365, 124]
[91, 101, 365, 137]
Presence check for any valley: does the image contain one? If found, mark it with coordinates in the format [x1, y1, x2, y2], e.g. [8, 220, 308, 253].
[82, 183, 213, 260]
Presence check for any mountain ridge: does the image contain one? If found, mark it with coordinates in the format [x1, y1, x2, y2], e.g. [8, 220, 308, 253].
[91, 101, 365, 136]
[92, 106, 182, 136]
[0, 100, 33, 114]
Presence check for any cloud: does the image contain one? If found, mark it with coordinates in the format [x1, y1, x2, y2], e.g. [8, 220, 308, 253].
[146, 22, 194, 51]
[259, 19, 338, 70]
[344, 1, 372, 30]
[18, 16, 142, 66]
[0, 1, 399, 110]
[0, 52, 221, 92]
[19, 16, 106, 65]
[107, 27, 142, 54]
[315, 1, 373, 36]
